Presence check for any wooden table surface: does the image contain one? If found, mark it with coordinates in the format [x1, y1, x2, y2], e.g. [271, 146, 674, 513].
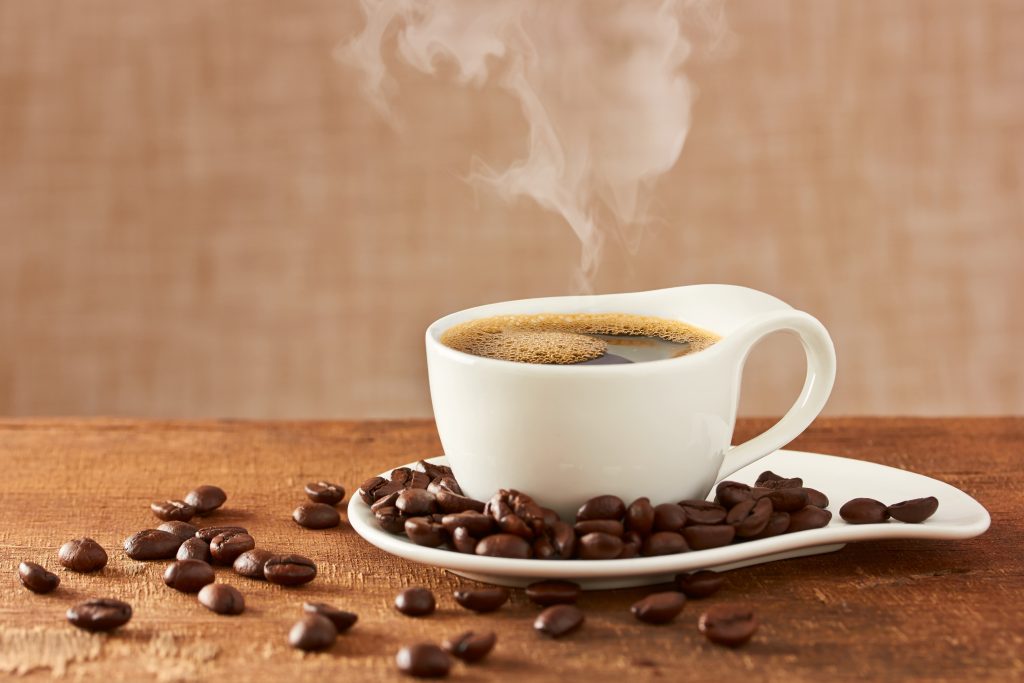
[0, 417, 1020, 682]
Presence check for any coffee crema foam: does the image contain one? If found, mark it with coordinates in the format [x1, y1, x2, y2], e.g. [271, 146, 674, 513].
[440, 313, 720, 365]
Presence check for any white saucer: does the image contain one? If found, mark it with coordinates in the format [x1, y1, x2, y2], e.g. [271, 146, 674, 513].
[347, 450, 990, 590]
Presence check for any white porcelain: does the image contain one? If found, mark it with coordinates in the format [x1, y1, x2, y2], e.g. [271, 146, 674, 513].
[425, 284, 837, 519]
[348, 451, 991, 590]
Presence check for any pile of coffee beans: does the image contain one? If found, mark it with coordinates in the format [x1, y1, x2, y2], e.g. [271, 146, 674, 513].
[293, 481, 346, 529]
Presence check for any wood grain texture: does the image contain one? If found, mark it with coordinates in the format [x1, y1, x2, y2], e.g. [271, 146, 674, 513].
[0, 1, 1022, 418]
[0, 417, 1020, 681]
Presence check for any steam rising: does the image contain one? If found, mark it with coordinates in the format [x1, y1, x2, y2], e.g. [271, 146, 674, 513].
[342, 0, 724, 291]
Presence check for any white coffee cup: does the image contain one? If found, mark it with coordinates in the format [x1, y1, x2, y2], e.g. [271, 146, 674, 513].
[425, 284, 836, 519]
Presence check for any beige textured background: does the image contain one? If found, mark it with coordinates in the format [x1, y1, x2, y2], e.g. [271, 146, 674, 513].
[0, 0, 1021, 418]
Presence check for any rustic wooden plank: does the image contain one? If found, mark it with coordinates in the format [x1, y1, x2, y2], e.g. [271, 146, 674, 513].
[0, 418, 1020, 681]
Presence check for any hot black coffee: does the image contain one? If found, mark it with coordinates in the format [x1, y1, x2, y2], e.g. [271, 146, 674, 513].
[440, 313, 720, 365]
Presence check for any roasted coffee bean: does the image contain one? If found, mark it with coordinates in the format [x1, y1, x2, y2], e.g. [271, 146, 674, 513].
[184, 485, 227, 515]
[748, 511, 791, 540]
[475, 534, 531, 559]
[641, 531, 688, 556]
[618, 531, 642, 558]
[176, 537, 211, 563]
[418, 460, 450, 480]
[408, 471, 431, 489]
[576, 495, 626, 521]
[676, 570, 724, 599]
[887, 496, 939, 523]
[391, 468, 412, 485]
[289, 614, 337, 651]
[158, 521, 200, 540]
[304, 481, 346, 506]
[58, 538, 108, 572]
[496, 513, 534, 539]
[750, 486, 774, 500]
[373, 480, 406, 500]
[533, 536, 556, 559]
[435, 490, 485, 514]
[233, 548, 276, 579]
[549, 521, 576, 558]
[803, 487, 830, 508]
[264, 554, 317, 586]
[395, 489, 436, 516]
[163, 559, 215, 593]
[526, 580, 581, 606]
[405, 517, 447, 547]
[151, 499, 196, 522]
[395, 587, 436, 617]
[755, 471, 803, 489]
[195, 526, 248, 542]
[124, 529, 183, 561]
[577, 532, 624, 560]
[787, 505, 833, 532]
[728, 498, 773, 538]
[453, 587, 510, 613]
[441, 511, 494, 537]
[198, 583, 245, 615]
[371, 491, 401, 513]
[715, 481, 753, 508]
[396, 643, 452, 678]
[452, 527, 477, 554]
[653, 503, 687, 531]
[540, 507, 561, 525]
[840, 498, 890, 524]
[67, 598, 132, 632]
[766, 487, 809, 512]
[375, 507, 408, 534]
[442, 631, 496, 663]
[293, 502, 341, 530]
[631, 591, 686, 624]
[683, 524, 736, 550]
[303, 602, 358, 632]
[358, 476, 386, 504]
[209, 531, 256, 564]
[574, 519, 624, 537]
[534, 604, 584, 638]
[678, 500, 728, 526]
[428, 476, 462, 497]
[18, 561, 60, 593]
[698, 603, 758, 647]
[626, 497, 656, 536]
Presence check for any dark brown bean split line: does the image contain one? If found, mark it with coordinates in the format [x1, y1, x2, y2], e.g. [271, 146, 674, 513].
[396, 643, 452, 678]
[58, 538, 108, 572]
[839, 498, 890, 524]
[289, 614, 337, 651]
[151, 499, 196, 522]
[303, 602, 358, 632]
[292, 502, 341, 529]
[395, 587, 436, 617]
[264, 554, 317, 586]
[526, 580, 581, 606]
[18, 561, 60, 593]
[534, 604, 584, 638]
[67, 598, 132, 632]
[675, 570, 724, 599]
[442, 631, 496, 663]
[631, 591, 686, 624]
[195, 526, 248, 542]
[184, 485, 227, 515]
[887, 496, 938, 523]
[198, 583, 245, 615]
[304, 481, 346, 506]
[452, 587, 509, 613]
[698, 603, 758, 647]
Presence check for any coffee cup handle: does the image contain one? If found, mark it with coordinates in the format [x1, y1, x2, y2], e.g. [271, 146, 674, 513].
[715, 310, 837, 481]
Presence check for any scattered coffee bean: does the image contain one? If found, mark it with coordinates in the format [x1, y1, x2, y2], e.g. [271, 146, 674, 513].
[887, 496, 938, 523]
[442, 631, 496, 663]
[626, 497, 656, 536]
[396, 643, 451, 678]
[676, 570, 724, 599]
[576, 495, 626, 521]
[631, 591, 686, 624]
[683, 524, 736, 550]
[653, 503, 687, 532]
[18, 561, 60, 594]
[573, 519, 624, 536]
[209, 531, 256, 564]
[526, 580, 581, 606]
[787, 505, 833, 532]
[475, 533, 532, 559]
[453, 587, 509, 613]
[803, 487, 830, 508]
[58, 538, 108, 572]
[396, 489, 437, 516]
[293, 502, 341, 530]
[305, 481, 345, 506]
[698, 603, 758, 647]
[578, 532, 624, 559]
[158, 521, 200, 540]
[66, 598, 132, 632]
[534, 604, 584, 638]
[303, 602, 358, 632]
[198, 583, 245, 615]
[151, 499, 196, 522]
[195, 525, 248, 542]
[289, 614, 337, 651]
[641, 531, 688, 556]
[176, 537, 211, 563]
[184, 485, 227, 515]
[395, 587, 436, 617]
[163, 559, 215, 593]
[124, 529, 183, 561]
[264, 554, 317, 586]
[405, 517, 447, 547]
[678, 500, 728, 526]
[233, 548, 277, 579]
[840, 498, 891, 524]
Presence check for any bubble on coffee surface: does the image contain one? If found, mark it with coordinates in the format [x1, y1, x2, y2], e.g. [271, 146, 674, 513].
[441, 313, 720, 365]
